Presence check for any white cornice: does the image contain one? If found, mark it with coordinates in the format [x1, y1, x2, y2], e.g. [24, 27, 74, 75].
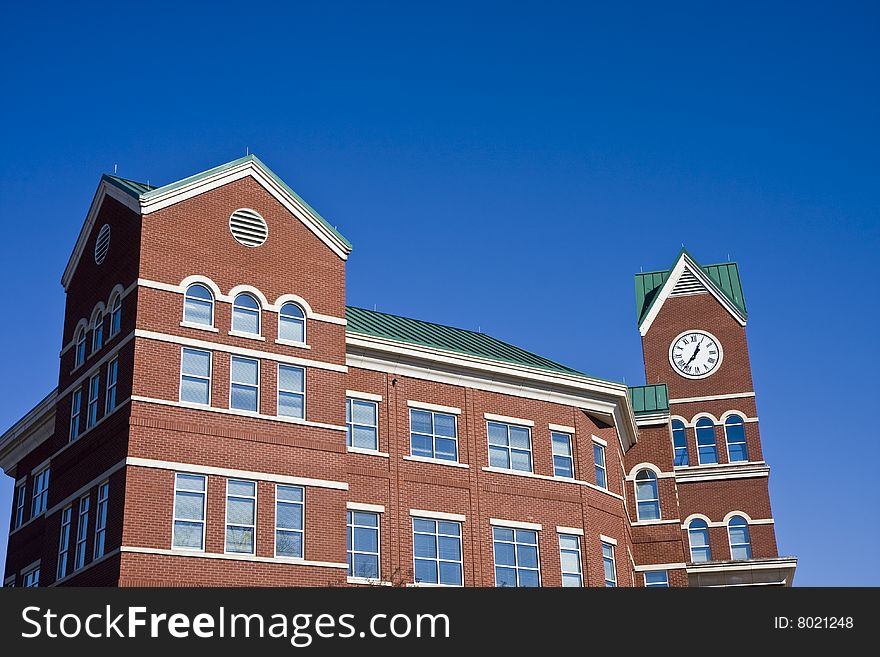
[0, 391, 57, 475]
[674, 461, 770, 483]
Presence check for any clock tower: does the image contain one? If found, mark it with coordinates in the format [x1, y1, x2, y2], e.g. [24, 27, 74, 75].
[631, 250, 796, 586]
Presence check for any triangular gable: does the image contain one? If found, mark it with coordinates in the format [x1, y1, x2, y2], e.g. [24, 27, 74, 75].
[61, 155, 353, 290]
[635, 250, 747, 336]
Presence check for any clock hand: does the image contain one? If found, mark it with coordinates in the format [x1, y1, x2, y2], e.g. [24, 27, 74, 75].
[685, 338, 704, 366]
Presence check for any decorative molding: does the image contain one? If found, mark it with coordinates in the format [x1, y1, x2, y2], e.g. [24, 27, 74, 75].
[669, 391, 755, 404]
[548, 423, 576, 434]
[556, 526, 584, 536]
[410, 509, 466, 522]
[490, 518, 542, 531]
[408, 400, 461, 415]
[484, 413, 534, 427]
[347, 502, 385, 513]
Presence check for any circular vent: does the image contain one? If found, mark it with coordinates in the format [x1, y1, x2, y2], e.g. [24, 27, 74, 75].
[229, 208, 268, 247]
[94, 224, 111, 264]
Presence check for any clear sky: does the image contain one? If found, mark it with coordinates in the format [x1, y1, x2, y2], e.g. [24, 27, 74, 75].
[1, 1, 877, 586]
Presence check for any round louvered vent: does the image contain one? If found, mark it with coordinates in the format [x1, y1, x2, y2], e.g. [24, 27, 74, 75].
[94, 224, 111, 264]
[229, 208, 268, 247]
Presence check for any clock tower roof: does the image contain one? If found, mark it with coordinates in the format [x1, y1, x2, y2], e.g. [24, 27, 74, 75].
[634, 249, 748, 336]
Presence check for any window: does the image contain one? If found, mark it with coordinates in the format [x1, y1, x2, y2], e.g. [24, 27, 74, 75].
[644, 570, 669, 587]
[180, 348, 211, 405]
[75, 327, 86, 367]
[184, 284, 214, 327]
[70, 389, 82, 441]
[14, 482, 26, 528]
[672, 419, 688, 466]
[94, 482, 109, 559]
[91, 312, 104, 353]
[347, 398, 378, 450]
[412, 518, 463, 586]
[232, 293, 261, 335]
[724, 415, 749, 462]
[551, 433, 574, 478]
[727, 515, 752, 560]
[347, 511, 380, 580]
[275, 485, 304, 558]
[602, 541, 617, 587]
[109, 295, 122, 337]
[74, 495, 90, 570]
[278, 365, 305, 419]
[57, 506, 72, 580]
[688, 519, 711, 563]
[105, 358, 118, 413]
[230, 356, 259, 412]
[23, 567, 40, 588]
[225, 479, 256, 554]
[593, 442, 607, 489]
[635, 469, 661, 521]
[31, 467, 50, 516]
[487, 421, 532, 472]
[695, 418, 718, 465]
[558, 534, 583, 587]
[493, 527, 540, 587]
[279, 302, 306, 343]
[410, 409, 457, 461]
[87, 373, 100, 428]
[173, 474, 206, 550]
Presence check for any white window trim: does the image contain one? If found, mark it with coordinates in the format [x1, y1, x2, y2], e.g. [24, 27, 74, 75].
[556, 526, 584, 536]
[549, 423, 576, 434]
[13, 482, 26, 529]
[346, 390, 383, 402]
[56, 505, 73, 581]
[599, 534, 617, 546]
[86, 373, 101, 428]
[180, 321, 220, 333]
[551, 431, 575, 479]
[489, 518, 542, 531]
[486, 420, 534, 474]
[171, 472, 207, 552]
[403, 455, 469, 469]
[346, 396, 378, 451]
[277, 302, 307, 346]
[179, 347, 212, 407]
[408, 400, 461, 415]
[70, 389, 82, 442]
[591, 434, 608, 447]
[601, 541, 617, 587]
[347, 502, 385, 513]
[105, 358, 118, 414]
[277, 363, 307, 420]
[409, 509, 467, 522]
[228, 329, 267, 342]
[74, 494, 90, 571]
[229, 356, 260, 414]
[347, 446, 389, 457]
[224, 479, 257, 556]
[93, 481, 109, 560]
[634, 470, 662, 522]
[410, 407, 460, 464]
[644, 570, 670, 587]
[492, 524, 542, 587]
[411, 515, 464, 587]
[484, 412, 534, 426]
[274, 484, 305, 560]
[558, 532, 584, 587]
[183, 283, 216, 330]
[347, 509, 382, 581]
[593, 442, 607, 490]
[275, 338, 311, 349]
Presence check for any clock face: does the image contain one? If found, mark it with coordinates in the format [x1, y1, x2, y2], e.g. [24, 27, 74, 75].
[669, 330, 723, 379]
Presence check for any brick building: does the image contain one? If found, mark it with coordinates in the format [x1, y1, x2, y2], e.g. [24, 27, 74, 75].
[1, 156, 796, 587]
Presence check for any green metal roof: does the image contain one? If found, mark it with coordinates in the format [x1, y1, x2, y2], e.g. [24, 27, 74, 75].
[346, 306, 599, 378]
[628, 384, 669, 416]
[102, 155, 351, 249]
[634, 249, 747, 325]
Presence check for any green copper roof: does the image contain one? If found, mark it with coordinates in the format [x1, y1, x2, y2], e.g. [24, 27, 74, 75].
[634, 249, 747, 325]
[102, 155, 351, 249]
[628, 384, 669, 415]
[346, 306, 595, 378]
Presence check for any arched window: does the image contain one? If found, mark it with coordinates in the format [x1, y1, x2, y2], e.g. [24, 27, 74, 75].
[724, 415, 748, 462]
[688, 519, 711, 563]
[635, 470, 660, 521]
[672, 419, 688, 466]
[109, 295, 122, 337]
[695, 418, 718, 465]
[75, 327, 87, 367]
[279, 302, 306, 343]
[91, 312, 104, 353]
[727, 515, 752, 560]
[232, 293, 261, 335]
[184, 284, 214, 327]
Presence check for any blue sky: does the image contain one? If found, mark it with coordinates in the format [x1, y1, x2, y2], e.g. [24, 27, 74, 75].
[1, 1, 877, 585]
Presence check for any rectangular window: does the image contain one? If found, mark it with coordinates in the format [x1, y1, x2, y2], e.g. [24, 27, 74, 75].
[551, 432, 574, 478]
[87, 373, 100, 428]
[230, 356, 259, 412]
[31, 468, 50, 517]
[559, 534, 583, 587]
[92, 318, 103, 353]
[172, 473, 206, 550]
[56, 506, 72, 581]
[346, 398, 378, 450]
[278, 364, 305, 419]
[593, 442, 607, 489]
[94, 482, 109, 559]
[74, 495, 90, 571]
[180, 348, 211, 406]
[14, 482, 26, 529]
[644, 570, 669, 587]
[602, 541, 617, 587]
[70, 389, 82, 441]
[23, 567, 40, 588]
[487, 421, 533, 472]
[225, 479, 256, 555]
[105, 358, 118, 413]
[410, 409, 457, 461]
[493, 527, 540, 587]
[347, 511, 380, 580]
[275, 485, 304, 558]
[412, 518, 463, 586]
